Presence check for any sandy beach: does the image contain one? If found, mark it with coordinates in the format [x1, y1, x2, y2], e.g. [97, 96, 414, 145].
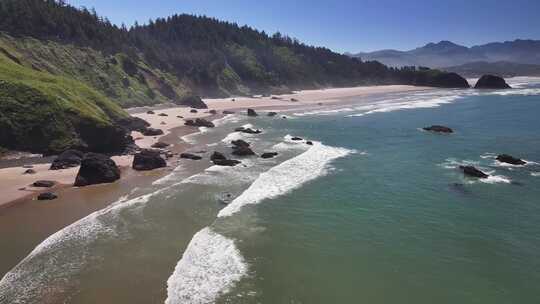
[0, 84, 428, 209]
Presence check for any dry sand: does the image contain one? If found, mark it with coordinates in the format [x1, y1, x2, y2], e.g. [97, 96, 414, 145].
[0, 85, 429, 208]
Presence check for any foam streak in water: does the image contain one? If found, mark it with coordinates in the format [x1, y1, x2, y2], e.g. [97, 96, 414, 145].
[218, 142, 353, 217]
[165, 227, 247, 304]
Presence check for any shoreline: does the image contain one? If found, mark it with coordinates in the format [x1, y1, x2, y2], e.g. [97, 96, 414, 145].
[0, 84, 429, 210]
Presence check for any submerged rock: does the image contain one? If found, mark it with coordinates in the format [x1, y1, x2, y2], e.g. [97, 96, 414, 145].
[423, 125, 454, 133]
[306, 141, 314, 146]
[50, 149, 84, 170]
[132, 150, 167, 171]
[190, 109, 198, 113]
[291, 137, 303, 141]
[267, 112, 278, 117]
[37, 192, 58, 201]
[146, 110, 155, 114]
[234, 127, 262, 134]
[223, 110, 235, 115]
[459, 166, 489, 178]
[475, 75, 511, 89]
[261, 152, 278, 159]
[74, 153, 121, 186]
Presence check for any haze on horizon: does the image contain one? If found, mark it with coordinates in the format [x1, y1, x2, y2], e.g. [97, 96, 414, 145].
[68, 0, 540, 53]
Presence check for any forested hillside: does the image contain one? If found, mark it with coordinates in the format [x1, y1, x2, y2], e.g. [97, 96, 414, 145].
[0, 0, 469, 154]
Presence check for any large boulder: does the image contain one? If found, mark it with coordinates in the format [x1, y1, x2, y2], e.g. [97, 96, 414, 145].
[247, 109, 258, 117]
[210, 151, 227, 162]
[413, 70, 470, 88]
[423, 125, 453, 133]
[132, 150, 167, 171]
[185, 118, 215, 128]
[231, 139, 250, 148]
[496, 154, 526, 165]
[459, 166, 489, 178]
[141, 128, 164, 136]
[50, 149, 84, 170]
[175, 95, 208, 109]
[475, 75, 511, 89]
[74, 153, 121, 186]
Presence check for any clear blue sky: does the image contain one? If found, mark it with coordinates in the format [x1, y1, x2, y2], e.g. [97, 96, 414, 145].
[69, 0, 540, 53]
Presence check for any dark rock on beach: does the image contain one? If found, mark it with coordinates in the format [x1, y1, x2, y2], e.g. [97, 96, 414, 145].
[496, 154, 526, 165]
[175, 95, 208, 109]
[423, 125, 454, 133]
[223, 110, 235, 115]
[37, 192, 58, 201]
[306, 141, 313, 145]
[23, 169, 36, 175]
[141, 128, 164, 136]
[117, 117, 151, 133]
[190, 109, 198, 113]
[261, 152, 278, 159]
[475, 75, 511, 89]
[158, 113, 168, 117]
[33, 180, 55, 188]
[185, 118, 215, 128]
[213, 159, 241, 167]
[180, 153, 203, 160]
[247, 109, 258, 117]
[459, 166, 489, 178]
[151, 142, 170, 149]
[267, 112, 278, 117]
[146, 110, 155, 114]
[208, 109, 217, 115]
[74, 153, 121, 186]
[132, 150, 167, 171]
[50, 149, 84, 170]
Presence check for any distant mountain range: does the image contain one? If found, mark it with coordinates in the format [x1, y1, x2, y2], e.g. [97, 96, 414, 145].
[443, 61, 540, 78]
[349, 40, 540, 69]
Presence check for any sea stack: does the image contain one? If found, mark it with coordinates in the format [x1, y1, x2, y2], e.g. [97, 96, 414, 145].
[474, 75, 511, 89]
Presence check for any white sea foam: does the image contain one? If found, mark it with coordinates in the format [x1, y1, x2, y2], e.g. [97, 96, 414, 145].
[440, 158, 511, 184]
[531, 172, 540, 177]
[218, 142, 354, 217]
[165, 227, 247, 304]
[213, 114, 241, 126]
[478, 174, 512, 184]
[181, 127, 210, 144]
[222, 131, 245, 144]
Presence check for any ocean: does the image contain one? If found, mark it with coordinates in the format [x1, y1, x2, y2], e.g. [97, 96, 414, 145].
[1, 78, 540, 303]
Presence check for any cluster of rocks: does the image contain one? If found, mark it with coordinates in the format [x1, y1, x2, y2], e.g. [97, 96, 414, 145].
[234, 126, 262, 134]
[185, 118, 215, 128]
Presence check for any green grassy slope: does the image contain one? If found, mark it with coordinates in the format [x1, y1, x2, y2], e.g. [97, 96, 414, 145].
[0, 47, 133, 154]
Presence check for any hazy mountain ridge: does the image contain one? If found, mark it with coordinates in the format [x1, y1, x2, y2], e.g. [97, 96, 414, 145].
[352, 39, 540, 68]
[443, 61, 540, 78]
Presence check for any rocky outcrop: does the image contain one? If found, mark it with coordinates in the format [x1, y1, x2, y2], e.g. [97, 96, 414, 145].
[180, 153, 203, 160]
[141, 128, 164, 136]
[261, 152, 278, 159]
[175, 95, 208, 109]
[211, 151, 241, 166]
[412, 70, 470, 88]
[117, 117, 151, 133]
[459, 166, 489, 178]
[231, 139, 250, 148]
[496, 154, 526, 165]
[132, 150, 167, 171]
[232, 146, 255, 156]
[37, 192, 58, 200]
[423, 125, 454, 133]
[185, 118, 215, 128]
[306, 141, 313, 145]
[475, 75, 511, 89]
[50, 149, 84, 170]
[234, 127, 262, 134]
[247, 109, 258, 117]
[74, 153, 121, 186]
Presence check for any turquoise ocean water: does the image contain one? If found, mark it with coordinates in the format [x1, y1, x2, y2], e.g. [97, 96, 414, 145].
[1, 78, 539, 303]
